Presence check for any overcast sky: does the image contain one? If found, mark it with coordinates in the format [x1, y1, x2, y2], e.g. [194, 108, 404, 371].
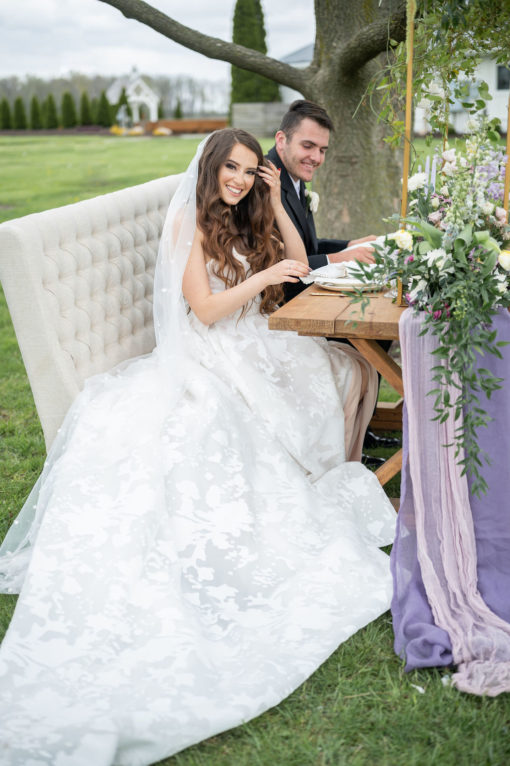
[0, 0, 315, 82]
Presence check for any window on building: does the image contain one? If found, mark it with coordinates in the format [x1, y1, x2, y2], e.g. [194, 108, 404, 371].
[497, 66, 510, 90]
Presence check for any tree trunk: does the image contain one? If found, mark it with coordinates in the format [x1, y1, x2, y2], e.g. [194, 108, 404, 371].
[305, 0, 405, 238]
[310, 59, 402, 239]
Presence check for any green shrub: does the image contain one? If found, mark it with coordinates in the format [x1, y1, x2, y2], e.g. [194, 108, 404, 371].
[80, 92, 93, 126]
[96, 90, 113, 127]
[30, 96, 43, 130]
[0, 98, 12, 129]
[173, 98, 183, 119]
[230, 0, 280, 106]
[13, 97, 27, 129]
[43, 94, 59, 129]
[61, 91, 78, 128]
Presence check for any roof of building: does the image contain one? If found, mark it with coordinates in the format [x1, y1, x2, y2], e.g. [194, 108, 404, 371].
[280, 44, 313, 65]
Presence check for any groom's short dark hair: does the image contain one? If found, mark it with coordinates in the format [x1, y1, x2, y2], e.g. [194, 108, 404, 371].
[279, 100, 334, 138]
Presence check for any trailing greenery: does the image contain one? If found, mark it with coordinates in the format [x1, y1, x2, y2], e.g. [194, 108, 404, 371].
[230, 0, 280, 106]
[367, 0, 510, 148]
[352, 125, 509, 496]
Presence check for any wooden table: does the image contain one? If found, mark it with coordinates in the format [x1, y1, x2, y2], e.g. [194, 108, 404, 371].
[268, 286, 407, 486]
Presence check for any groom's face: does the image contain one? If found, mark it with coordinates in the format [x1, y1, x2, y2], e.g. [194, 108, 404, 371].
[275, 118, 329, 183]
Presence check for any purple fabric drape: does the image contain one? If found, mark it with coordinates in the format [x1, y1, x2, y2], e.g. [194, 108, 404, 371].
[391, 309, 510, 695]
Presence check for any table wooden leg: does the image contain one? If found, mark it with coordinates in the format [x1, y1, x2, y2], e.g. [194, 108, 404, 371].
[374, 447, 402, 487]
[370, 398, 403, 431]
[350, 338, 404, 397]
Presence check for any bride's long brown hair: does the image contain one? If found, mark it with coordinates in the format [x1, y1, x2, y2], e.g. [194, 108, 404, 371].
[196, 128, 284, 315]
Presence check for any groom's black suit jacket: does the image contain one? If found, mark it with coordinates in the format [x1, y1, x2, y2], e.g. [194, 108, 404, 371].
[266, 145, 349, 300]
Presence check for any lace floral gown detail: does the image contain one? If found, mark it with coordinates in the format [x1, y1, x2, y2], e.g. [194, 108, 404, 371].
[0, 253, 396, 766]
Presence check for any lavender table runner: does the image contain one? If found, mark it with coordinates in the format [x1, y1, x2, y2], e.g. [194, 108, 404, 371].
[391, 309, 510, 695]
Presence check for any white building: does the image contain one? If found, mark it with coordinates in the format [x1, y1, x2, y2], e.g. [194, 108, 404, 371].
[106, 70, 160, 123]
[280, 46, 509, 133]
[279, 44, 312, 103]
[415, 61, 509, 134]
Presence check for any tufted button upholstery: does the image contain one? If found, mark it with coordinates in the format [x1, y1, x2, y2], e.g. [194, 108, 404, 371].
[0, 174, 183, 449]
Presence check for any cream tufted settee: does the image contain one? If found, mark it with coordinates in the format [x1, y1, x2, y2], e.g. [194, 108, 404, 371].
[0, 174, 182, 451]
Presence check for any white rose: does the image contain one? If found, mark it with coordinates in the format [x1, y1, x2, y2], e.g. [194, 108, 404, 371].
[440, 185, 449, 196]
[495, 273, 508, 293]
[408, 278, 428, 302]
[426, 248, 447, 269]
[498, 250, 510, 271]
[428, 82, 445, 99]
[304, 189, 320, 213]
[431, 196, 440, 209]
[481, 201, 494, 215]
[442, 162, 456, 177]
[389, 229, 413, 251]
[495, 207, 507, 222]
[442, 148, 456, 163]
[407, 172, 428, 192]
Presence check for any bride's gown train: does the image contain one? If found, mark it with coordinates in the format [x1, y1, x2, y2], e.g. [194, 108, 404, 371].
[0, 249, 396, 765]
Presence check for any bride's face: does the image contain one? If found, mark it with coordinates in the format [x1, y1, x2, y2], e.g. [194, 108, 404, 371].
[217, 143, 258, 205]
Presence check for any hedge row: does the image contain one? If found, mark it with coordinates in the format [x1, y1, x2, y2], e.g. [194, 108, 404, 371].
[0, 90, 115, 130]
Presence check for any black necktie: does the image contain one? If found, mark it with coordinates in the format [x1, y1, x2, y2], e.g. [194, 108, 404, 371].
[299, 185, 307, 211]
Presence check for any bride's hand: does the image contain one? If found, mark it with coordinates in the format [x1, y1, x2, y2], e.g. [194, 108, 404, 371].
[262, 259, 311, 286]
[257, 160, 282, 211]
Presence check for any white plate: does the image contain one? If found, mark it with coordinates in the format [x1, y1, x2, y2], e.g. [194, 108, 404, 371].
[313, 277, 381, 292]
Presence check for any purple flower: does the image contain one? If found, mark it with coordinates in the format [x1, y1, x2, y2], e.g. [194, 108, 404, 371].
[428, 211, 442, 225]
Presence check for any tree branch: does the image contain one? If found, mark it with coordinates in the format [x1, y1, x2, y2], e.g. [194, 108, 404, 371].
[97, 0, 311, 93]
[338, 2, 407, 75]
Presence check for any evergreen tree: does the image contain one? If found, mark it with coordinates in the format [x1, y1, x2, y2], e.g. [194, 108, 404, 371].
[80, 91, 93, 125]
[90, 97, 99, 125]
[61, 91, 78, 128]
[230, 0, 280, 106]
[30, 95, 43, 130]
[115, 87, 132, 120]
[0, 98, 12, 129]
[44, 94, 59, 129]
[96, 90, 112, 127]
[173, 98, 183, 119]
[13, 97, 27, 129]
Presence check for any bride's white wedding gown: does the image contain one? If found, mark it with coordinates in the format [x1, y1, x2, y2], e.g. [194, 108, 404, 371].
[0, 254, 396, 766]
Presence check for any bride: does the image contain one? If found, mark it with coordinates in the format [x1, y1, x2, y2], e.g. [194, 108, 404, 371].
[0, 129, 396, 766]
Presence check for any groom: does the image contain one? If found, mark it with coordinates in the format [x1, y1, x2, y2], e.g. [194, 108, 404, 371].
[267, 99, 399, 456]
[266, 99, 377, 302]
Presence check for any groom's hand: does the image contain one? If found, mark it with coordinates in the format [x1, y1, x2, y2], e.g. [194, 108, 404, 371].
[328, 235, 377, 264]
[329, 248, 375, 264]
[349, 235, 377, 246]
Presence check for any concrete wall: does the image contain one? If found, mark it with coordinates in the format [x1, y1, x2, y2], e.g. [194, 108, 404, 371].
[232, 103, 289, 137]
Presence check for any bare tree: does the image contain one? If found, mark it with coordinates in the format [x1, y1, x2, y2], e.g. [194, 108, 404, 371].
[98, 0, 407, 236]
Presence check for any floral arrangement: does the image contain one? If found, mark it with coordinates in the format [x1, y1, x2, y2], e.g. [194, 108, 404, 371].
[353, 121, 510, 495]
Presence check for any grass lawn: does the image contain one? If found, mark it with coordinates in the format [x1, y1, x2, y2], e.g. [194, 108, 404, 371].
[1, 135, 509, 766]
